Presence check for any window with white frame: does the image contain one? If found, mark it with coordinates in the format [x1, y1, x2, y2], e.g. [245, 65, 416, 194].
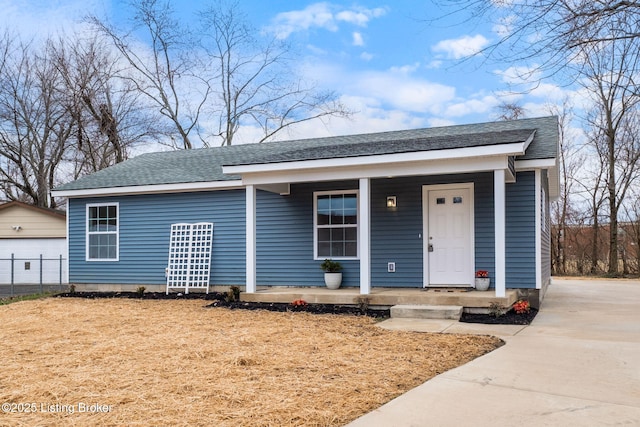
[86, 203, 119, 261]
[314, 191, 358, 259]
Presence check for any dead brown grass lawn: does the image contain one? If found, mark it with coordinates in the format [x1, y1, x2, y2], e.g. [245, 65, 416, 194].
[0, 298, 502, 427]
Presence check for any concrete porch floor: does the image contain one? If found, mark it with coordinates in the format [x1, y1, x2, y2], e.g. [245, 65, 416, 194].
[241, 286, 519, 310]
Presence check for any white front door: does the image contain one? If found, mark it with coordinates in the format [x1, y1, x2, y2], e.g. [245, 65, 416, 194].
[423, 184, 474, 287]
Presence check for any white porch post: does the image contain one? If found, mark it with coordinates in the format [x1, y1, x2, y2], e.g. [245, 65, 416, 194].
[534, 169, 542, 290]
[246, 185, 256, 293]
[359, 178, 371, 294]
[494, 169, 506, 297]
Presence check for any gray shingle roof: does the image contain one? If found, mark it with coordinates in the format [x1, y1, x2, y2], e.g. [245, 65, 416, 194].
[232, 128, 536, 165]
[55, 116, 558, 192]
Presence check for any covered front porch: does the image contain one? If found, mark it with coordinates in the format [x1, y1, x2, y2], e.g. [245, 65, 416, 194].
[220, 121, 553, 301]
[240, 169, 515, 299]
[241, 286, 519, 311]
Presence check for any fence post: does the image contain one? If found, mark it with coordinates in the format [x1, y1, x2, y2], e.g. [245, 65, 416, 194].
[10, 253, 14, 296]
[39, 254, 43, 293]
[59, 254, 63, 289]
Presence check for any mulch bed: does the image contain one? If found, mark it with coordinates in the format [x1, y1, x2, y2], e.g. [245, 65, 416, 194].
[57, 291, 536, 324]
[460, 308, 538, 325]
[56, 291, 388, 317]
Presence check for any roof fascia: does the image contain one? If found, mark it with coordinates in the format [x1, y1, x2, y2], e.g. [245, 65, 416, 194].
[51, 180, 244, 199]
[238, 155, 512, 186]
[522, 129, 536, 151]
[516, 157, 560, 199]
[515, 158, 556, 170]
[0, 200, 66, 219]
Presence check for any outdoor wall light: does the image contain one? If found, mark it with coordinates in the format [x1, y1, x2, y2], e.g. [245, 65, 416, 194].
[386, 196, 397, 208]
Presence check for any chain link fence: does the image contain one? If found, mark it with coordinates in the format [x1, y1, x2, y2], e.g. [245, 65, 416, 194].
[0, 254, 68, 297]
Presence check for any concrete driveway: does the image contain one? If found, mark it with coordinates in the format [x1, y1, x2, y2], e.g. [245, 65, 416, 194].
[347, 278, 640, 426]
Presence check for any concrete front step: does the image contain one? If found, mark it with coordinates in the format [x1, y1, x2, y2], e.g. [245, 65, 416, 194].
[390, 304, 463, 320]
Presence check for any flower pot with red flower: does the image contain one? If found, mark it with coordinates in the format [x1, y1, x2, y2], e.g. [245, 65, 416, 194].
[475, 270, 490, 291]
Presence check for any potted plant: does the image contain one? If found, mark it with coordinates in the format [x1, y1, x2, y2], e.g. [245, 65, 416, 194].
[475, 270, 490, 291]
[320, 259, 343, 289]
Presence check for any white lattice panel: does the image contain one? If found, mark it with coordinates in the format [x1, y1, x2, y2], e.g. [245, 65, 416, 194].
[166, 222, 213, 294]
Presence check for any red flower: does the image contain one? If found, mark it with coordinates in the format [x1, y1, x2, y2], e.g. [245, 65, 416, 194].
[513, 300, 530, 314]
[475, 270, 489, 278]
[291, 299, 307, 307]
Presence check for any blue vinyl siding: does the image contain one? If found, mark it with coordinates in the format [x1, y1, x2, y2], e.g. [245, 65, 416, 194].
[256, 181, 360, 287]
[506, 171, 536, 288]
[255, 174, 497, 288]
[67, 172, 539, 290]
[370, 178, 423, 287]
[541, 170, 552, 289]
[370, 173, 496, 287]
[68, 190, 246, 285]
[474, 175, 496, 282]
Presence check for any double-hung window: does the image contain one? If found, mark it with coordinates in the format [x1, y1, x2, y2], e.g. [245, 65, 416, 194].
[314, 191, 358, 259]
[86, 203, 119, 261]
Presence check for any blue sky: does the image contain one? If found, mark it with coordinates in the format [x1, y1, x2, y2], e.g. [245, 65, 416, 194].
[0, 0, 582, 141]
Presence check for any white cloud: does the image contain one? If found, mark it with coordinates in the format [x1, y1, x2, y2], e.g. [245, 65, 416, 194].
[432, 34, 490, 59]
[491, 0, 516, 7]
[444, 96, 499, 117]
[495, 65, 543, 87]
[352, 32, 364, 46]
[335, 7, 387, 26]
[427, 118, 456, 128]
[306, 44, 328, 56]
[493, 15, 516, 37]
[360, 52, 374, 61]
[389, 63, 421, 74]
[267, 3, 387, 39]
[494, 65, 581, 103]
[494, 90, 524, 104]
[299, 60, 458, 120]
[274, 94, 431, 139]
[0, 0, 106, 39]
[352, 70, 456, 114]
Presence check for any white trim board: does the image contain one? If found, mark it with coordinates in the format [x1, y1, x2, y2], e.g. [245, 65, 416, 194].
[52, 180, 244, 198]
[233, 155, 514, 186]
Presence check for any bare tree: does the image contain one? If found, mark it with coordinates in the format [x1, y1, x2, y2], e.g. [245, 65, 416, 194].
[90, 0, 350, 148]
[581, 36, 640, 275]
[47, 33, 158, 178]
[579, 143, 608, 274]
[494, 101, 526, 121]
[89, 0, 211, 149]
[549, 100, 583, 274]
[438, 1, 640, 276]
[0, 31, 11, 80]
[199, 1, 351, 146]
[436, 0, 640, 83]
[0, 39, 72, 208]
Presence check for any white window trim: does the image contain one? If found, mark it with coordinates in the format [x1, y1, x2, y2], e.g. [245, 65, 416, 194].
[313, 190, 359, 260]
[86, 202, 120, 261]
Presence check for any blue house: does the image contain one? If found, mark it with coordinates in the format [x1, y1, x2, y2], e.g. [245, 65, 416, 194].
[52, 116, 559, 306]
